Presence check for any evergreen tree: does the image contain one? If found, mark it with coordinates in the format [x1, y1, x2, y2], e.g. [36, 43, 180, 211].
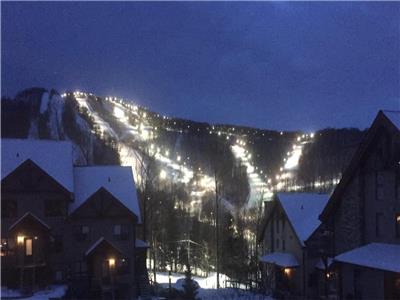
[181, 263, 199, 300]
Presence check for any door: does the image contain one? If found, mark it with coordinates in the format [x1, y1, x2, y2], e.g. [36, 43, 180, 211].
[101, 259, 112, 284]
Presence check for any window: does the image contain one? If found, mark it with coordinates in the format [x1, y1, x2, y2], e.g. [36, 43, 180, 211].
[396, 213, 400, 238]
[113, 224, 129, 240]
[282, 219, 285, 232]
[1, 200, 17, 218]
[82, 225, 89, 235]
[74, 261, 88, 275]
[276, 218, 279, 234]
[25, 239, 32, 256]
[376, 213, 383, 237]
[113, 225, 121, 235]
[276, 238, 280, 249]
[45, 199, 64, 217]
[55, 271, 63, 282]
[282, 239, 286, 251]
[76, 225, 89, 241]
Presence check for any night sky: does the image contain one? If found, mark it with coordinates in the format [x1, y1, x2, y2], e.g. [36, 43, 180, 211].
[2, 2, 399, 131]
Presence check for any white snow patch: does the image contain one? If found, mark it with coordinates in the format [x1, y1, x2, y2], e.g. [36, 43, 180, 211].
[259, 252, 299, 268]
[1, 139, 74, 192]
[47, 94, 65, 139]
[1, 285, 67, 299]
[334, 243, 400, 273]
[71, 166, 141, 221]
[28, 118, 39, 139]
[277, 193, 329, 245]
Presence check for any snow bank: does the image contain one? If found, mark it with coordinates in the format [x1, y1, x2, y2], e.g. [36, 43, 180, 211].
[1, 285, 67, 299]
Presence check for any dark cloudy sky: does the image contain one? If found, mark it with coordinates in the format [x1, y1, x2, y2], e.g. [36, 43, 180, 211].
[2, 2, 399, 131]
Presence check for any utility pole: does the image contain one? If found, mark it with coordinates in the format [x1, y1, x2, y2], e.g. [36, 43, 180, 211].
[215, 168, 220, 289]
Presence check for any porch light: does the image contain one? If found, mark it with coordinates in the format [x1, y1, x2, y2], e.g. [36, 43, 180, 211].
[284, 268, 292, 276]
[108, 258, 116, 268]
[17, 236, 24, 245]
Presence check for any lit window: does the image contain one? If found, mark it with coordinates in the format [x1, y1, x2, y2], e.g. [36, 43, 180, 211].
[396, 213, 400, 238]
[25, 239, 32, 256]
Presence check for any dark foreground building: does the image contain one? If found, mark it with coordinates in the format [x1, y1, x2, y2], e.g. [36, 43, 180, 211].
[1, 139, 149, 299]
[259, 111, 400, 299]
[319, 110, 400, 299]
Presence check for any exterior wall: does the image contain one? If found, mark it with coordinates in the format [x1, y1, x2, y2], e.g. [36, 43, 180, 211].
[261, 201, 305, 296]
[327, 122, 400, 299]
[1, 163, 141, 299]
[65, 190, 138, 299]
[333, 176, 363, 254]
[1, 163, 71, 287]
[332, 127, 400, 255]
[340, 264, 384, 300]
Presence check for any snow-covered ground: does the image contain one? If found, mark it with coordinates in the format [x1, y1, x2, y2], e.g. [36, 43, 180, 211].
[1, 285, 67, 299]
[153, 271, 272, 300]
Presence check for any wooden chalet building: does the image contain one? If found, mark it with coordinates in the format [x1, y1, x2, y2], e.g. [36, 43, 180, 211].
[319, 110, 400, 299]
[1, 139, 149, 299]
[258, 193, 330, 298]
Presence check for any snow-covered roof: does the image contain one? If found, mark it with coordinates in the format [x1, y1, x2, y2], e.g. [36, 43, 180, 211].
[1, 139, 74, 192]
[135, 239, 149, 248]
[260, 252, 299, 268]
[383, 110, 400, 131]
[315, 257, 334, 270]
[334, 243, 400, 273]
[71, 166, 141, 222]
[9, 212, 51, 231]
[277, 193, 329, 245]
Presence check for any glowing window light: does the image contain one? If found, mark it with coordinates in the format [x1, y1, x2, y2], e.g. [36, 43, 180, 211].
[177, 155, 181, 162]
[284, 268, 292, 276]
[108, 258, 116, 268]
[310, 132, 315, 138]
[17, 236, 24, 245]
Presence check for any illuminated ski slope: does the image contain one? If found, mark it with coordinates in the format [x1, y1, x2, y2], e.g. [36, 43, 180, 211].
[67, 92, 216, 213]
[65, 91, 337, 213]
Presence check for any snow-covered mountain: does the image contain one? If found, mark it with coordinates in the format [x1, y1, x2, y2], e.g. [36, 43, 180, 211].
[1, 87, 364, 212]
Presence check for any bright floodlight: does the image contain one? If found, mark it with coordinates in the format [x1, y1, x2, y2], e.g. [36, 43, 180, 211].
[160, 170, 167, 180]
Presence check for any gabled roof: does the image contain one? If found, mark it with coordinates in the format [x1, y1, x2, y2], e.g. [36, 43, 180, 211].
[9, 212, 51, 231]
[85, 237, 123, 256]
[383, 110, 400, 130]
[334, 243, 400, 273]
[260, 252, 299, 268]
[70, 166, 141, 222]
[278, 193, 329, 246]
[1, 139, 74, 192]
[320, 110, 400, 221]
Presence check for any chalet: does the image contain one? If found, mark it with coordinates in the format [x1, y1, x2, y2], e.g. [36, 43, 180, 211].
[319, 110, 400, 299]
[1, 139, 149, 299]
[258, 193, 329, 298]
